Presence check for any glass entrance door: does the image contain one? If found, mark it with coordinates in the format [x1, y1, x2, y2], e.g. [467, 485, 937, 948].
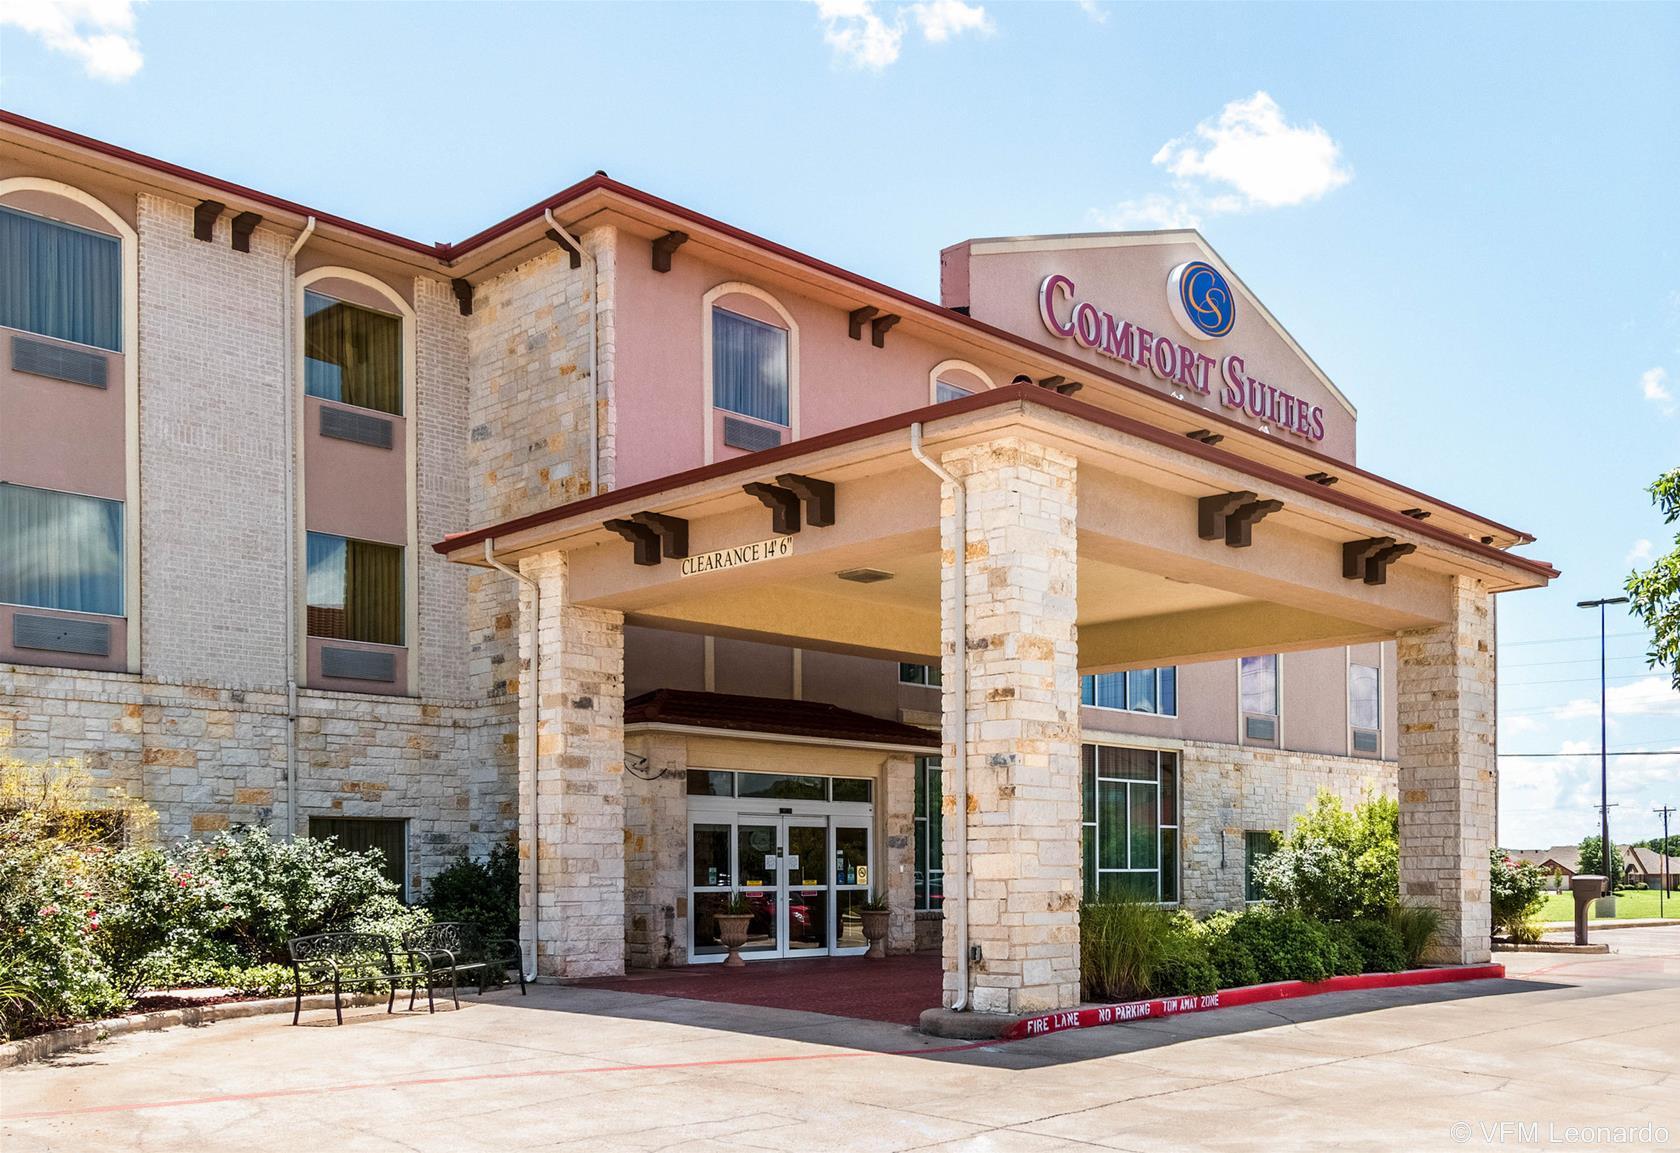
[688, 811, 873, 961]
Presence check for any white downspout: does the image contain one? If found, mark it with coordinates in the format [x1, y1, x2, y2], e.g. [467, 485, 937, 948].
[543, 208, 599, 496]
[483, 539, 541, 983]
[282, 215, 315, 842]
[909, 422, 969, 1012]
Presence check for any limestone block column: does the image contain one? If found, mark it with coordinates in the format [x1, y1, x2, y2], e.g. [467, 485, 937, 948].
[518, 551, 626, 978]
[939, 437, 1082, 1013]
[1397, 575, 1496, 964]
[882, 754, 917, 953]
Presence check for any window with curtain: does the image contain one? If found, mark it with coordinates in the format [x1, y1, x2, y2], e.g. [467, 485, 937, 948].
[0, 483, 123, 616]
[935, 379, 972, 403]
[0, 205, 121, 351]
[913, 756, 944, 911]
[304, 290, 402, 415]
[305, 531, 404, 645]
[1080, 668, 1177, 716]
[1350, 663, 1380, 752]
[898, 662, 942, 687]
[1240, 655, 1278, 716]
[712, 307, 788, 426]
[1081, 745, 1178, 903]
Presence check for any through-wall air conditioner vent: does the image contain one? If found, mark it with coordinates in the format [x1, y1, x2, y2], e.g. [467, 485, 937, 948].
[1352, 728, 1380, 754]
[1244, 714, 1278, 742]
[321, 646, 396, 682]
[11, 336, 108, 388]
[723, 416, 782, 452]
[13, 613, 111, 656]
[320, 405, 394, 449]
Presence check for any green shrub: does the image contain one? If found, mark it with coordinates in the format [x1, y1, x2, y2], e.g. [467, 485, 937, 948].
[1249, 791, 1399, 921]
[1347, 918, 1407, 973]
[423, 842, 519, 943]
[1490, 850, 1549, 937]
[1197, 913, 1261, 989]
[1323, 921, 1365, 977]
[1151, 940, 1220, 997]
[1081, 900, 1171, 1001]
[1224, 907, 1340, 984]
[1386, 901, 1442, 968]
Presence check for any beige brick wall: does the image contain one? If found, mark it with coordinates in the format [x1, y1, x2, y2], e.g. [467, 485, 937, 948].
[136, 195, 289, 689]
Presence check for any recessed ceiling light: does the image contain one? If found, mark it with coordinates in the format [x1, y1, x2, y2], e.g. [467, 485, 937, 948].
[837, 568, 894, 584]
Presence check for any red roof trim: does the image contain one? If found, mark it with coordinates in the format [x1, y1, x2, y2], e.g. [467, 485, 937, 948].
[3, 110, 1536, 547]
[436, 383, 1558, 581]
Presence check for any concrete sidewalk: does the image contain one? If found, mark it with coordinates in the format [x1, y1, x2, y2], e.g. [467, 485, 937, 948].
[4, 928, 1676, 1152]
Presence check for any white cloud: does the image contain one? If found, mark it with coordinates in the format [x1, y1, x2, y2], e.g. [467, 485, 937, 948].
[1076, 0, 1108, 23]
[1093, 91, 1350, 230]
[1, 0, 144, 82]
[813, 0, 991, 70]
[1627, 538, 1654, 566]
[1554, 675, 1680, 722]
[1640, 366, 1675, 417]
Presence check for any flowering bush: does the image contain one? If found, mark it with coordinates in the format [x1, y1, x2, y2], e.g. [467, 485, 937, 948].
[1249, 791, 1400, 921]
[1490, 849, 1549, 938]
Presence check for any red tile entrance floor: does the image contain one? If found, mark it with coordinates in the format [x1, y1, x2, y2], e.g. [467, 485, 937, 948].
[573, 951, 941, 1026]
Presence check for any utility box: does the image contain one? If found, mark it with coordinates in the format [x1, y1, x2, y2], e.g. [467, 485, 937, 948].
[1571, 874, 1607, 945]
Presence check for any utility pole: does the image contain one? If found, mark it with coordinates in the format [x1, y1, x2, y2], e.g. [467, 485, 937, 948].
[1657, 805, 1676, 919]
[1578, 596, 1628, 890]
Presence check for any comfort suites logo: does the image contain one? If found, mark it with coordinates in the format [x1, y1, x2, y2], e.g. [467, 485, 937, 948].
[1038, 267, 1326, 444]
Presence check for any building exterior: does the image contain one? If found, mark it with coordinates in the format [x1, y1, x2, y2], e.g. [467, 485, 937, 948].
[0, 111, 1555, 1012]
[1509, 845, 1680, 891]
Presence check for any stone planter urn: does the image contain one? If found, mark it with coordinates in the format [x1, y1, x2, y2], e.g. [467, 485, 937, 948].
[715, 913, 753, 967]
[860, 908, 890, 960]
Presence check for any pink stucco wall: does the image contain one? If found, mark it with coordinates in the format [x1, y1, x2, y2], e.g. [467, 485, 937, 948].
[0, 605, 127, 673]
[0, 329, 126, 499]
[302, 397, 408, 545]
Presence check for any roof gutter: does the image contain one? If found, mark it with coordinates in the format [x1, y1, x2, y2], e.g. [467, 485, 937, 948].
[909, 421, 969, 1012]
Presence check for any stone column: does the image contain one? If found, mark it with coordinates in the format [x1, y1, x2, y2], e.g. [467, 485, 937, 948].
[1396, 575, 1496, 964]
[939, 437, 1082, 1013]
[882, 754, 917, 953]
[519, 551, 626, 978]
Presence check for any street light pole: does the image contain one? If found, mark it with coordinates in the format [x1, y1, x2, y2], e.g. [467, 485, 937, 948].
[1577, 596, 1628, 887]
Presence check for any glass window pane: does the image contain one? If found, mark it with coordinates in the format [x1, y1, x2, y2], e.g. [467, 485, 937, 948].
[935, 379, 972, 403]
[1081, 675, 1095, 706]
[1126, 669, 1157, 713]
[1129, 783, 1158, 874]
[1159, 666, 1177, 716]
[1117, 871, 1158, 901]
[914, 817, 928, 909]
[1081, 747, 1096, 821]
[1240, 654, 1278, 717]
[308, 817, 406, 892]
[0, 206, 121, 350]
[1097, 672, 1126, 709]
[1159, 828, 1178, 903]
[831, 777, 872, 803]
[1159, 753, 1178, 826]
[736, 824, 778, 889]
[712, 308, 788, 425]
[685, 770, 733, 797]
[736, 772, 826, 801]
[304, 291, 402, 415]
[1097, 780, 1125, 869]
[835, 826, 866, 886]
[1350, 664, 1380, 731]
[305, 532, 403, 645]
[1082, 827, 1097, 903]
[692, 823, 730, 887]
[1245, 830, 1277, 901]
[0, 484, 123, 616]
[1118, 748, 1158, 782]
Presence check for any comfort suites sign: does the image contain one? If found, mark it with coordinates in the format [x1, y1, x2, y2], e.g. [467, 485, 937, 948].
[1038, 262, 1328, 445]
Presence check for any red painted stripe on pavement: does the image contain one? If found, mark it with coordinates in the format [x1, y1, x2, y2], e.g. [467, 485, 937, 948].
[1003, 964, 1507, 1041]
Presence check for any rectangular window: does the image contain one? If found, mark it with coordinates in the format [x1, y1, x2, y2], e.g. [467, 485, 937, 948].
[1240, 654, 1279, 742]
[898, 662, 942, 687]
[712, 308, 788, 426]
[308, 816, 407, 895]
[1080, 668, 1177, 716]
[1080, 745, 1179, 904]
[1244, 830, 1278, 902]
[305, 532, 404, 645]
[0, 206, 121, 351]
[1350, 663, 1380, 753]
[912, 755, 944, 911]
[0, 483, 123, 616]
[304, 290, 402, 415]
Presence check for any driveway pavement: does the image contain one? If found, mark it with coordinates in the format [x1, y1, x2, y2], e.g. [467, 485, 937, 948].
[4, 928, 1676, 1152]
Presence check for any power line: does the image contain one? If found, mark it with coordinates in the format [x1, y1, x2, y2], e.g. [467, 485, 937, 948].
[1499, 750, 1680, 758]
[1499, 672, 1659, 689]
[1501, 654, 1654, 670]
[1499, 630, 1647, 647]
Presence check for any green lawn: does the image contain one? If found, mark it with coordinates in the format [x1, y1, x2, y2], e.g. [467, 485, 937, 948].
[1537, 887, 1680, 921]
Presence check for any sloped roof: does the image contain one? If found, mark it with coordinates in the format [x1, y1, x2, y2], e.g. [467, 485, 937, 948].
[623, 689, 939, 749]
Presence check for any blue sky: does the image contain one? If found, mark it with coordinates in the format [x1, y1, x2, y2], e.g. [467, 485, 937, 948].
[4, 1, 1677, 849]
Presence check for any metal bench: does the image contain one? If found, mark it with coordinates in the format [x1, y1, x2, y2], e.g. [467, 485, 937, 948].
[403, 922, 528, 1008]
[287, 931, 435, 1025]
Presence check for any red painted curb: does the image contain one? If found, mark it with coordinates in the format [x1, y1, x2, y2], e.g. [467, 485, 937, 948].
[1004, 964, 1507, 1041]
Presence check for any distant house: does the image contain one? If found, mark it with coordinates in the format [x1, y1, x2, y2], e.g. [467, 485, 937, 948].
[1505, 845, 1680, 890]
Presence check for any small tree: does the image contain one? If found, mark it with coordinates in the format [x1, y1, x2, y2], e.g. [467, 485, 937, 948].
[1489, 850, 1548, 937]
[1577, 835, 1626, 890]
[1625, 466, 1679, 692]
[1249, 791, 1399, 921]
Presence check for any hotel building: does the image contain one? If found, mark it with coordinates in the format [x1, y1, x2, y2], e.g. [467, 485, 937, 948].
[0, 110, 1553, 1013]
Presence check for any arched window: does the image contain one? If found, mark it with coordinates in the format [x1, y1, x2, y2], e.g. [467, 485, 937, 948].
[702, 282, 799, 462]
[928, 359, 994, 405]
